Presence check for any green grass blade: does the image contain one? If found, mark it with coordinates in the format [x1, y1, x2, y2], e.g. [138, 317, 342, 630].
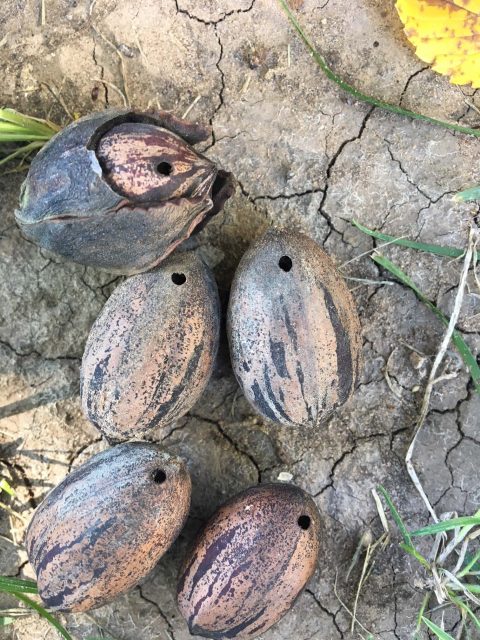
[411, 517, 480, 537]
[0, 122, 34, 134]
[0, 479, 15, 497]
[373, 254, 480, 394]
[377, 488, 430, 569]
[277, 0, 480, 139]
[458, 549, 480, 578]
[377, 487, 413, 546]
[448, 593, 480, 630]
[416, 593, 430, 636]
[0, 141, 43, 167]
[0, 108, 60, 136]
[398, 542, 431, 570]
[0, 616, 14, 626]
[0, 577, 38, 594]
[0, 133, 53, 142]
[454, 185, 480, 203]
[352, 219, 478, 261]
[459, 584, 480, 594]
[13, 593, 73, 640]
[0, 109, 58, 169]
[422, 617, 455, 640]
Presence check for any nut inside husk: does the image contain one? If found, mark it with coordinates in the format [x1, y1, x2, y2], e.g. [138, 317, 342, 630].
[15, 109, 235, 274]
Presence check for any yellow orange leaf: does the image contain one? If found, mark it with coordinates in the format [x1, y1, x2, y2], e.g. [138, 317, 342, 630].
[396, 0, 480, 87]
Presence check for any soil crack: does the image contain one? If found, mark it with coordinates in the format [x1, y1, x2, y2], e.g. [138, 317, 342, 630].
[174, 0, 256, 26]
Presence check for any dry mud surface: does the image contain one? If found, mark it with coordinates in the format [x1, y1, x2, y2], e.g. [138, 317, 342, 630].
[1, 1, 480, 639]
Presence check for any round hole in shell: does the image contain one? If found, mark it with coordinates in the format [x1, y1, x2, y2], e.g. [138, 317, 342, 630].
[278, 255, 293, 272]
[172, 273, 186, 285]
[157, 161, 172, 176]
[152, 469, 167, 484]
[297, 515, 311, 530]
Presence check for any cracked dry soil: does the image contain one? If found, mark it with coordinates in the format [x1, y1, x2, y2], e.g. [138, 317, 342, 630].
[1, 1, 480, 639]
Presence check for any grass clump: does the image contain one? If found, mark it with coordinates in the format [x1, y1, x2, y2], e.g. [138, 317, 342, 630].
[378, 487, 480, 640]
[0, 108, 60, 169]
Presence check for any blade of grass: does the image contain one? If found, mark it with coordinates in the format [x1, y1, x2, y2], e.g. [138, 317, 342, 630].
[458, 549, 480, 578]
[277, 0, 480, 139]
[376, 486, 413, 547]
[0, 141, 44, 167]
[422, 617, 455, 640]
[0, 123, 38, 133]
[0, 577, 38, 594]
[377, 487, 431, 569]
[13, 592, 73, 640]
[0, 108, 60, 135]
[0, 133, 54, 142]
[415, 592, 430, 638]
[451, 584, 480, 594]
[372, 254, 480, 394]
[0, 109, 59, 170]
[0, 502, 25, 523]
[352, 220, 479, 261]
[412, 517, 480, 537]
[0, 616, 14, 626]
[448, 593, 480, 631]
[398, 542, 431, 570]
[0, 479, 15, 497]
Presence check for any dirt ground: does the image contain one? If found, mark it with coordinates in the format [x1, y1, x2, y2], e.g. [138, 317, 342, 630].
[1, 0, 480, 638]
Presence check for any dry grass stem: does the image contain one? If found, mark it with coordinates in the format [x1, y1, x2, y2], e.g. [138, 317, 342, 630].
[340, 235, 408, 270]
[89, 0, 131, 107]
[93, 78, 128, 107]
[40, 82, 73, 121]
[372, 488, 390, 535]
[0, 502, 25, 524]
[406, 228, 476, 523]
[344, 276, 395, 286]
[333, 573, 373, 637]
[182, 96, 201, 119]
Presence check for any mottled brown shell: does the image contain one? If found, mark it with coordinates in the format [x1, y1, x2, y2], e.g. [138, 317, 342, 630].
[177, 483, 320, 639]
[15, 109, 234, 274]
[26, 442, 191, 612]
[81, 252, 220, 441]
[227, 228, 362, 428]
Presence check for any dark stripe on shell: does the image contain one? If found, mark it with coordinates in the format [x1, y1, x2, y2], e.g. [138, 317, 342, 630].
[322, 286, 353, 404]
[269, 337, 289, 379]
[147, 341, 204, 429]
[43, 565, 106, 610]
[262, 364, 291, 423]
[296, 361, 313, 422]
[282, 302, 298, 352]
[190, 607, 268, 639]
[187, 524, 242, 600]
[250, 381, 278, 422]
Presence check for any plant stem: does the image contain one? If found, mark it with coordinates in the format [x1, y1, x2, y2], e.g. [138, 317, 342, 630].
[277, 0, 480, 138]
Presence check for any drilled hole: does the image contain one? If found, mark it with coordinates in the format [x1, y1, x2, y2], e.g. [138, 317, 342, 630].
[278, 255, 292, 272]
[157, 161, 172, 176]
[298, 515, 311, 530]
[152, 469, 167, 484]
[172, 273, 186, 285]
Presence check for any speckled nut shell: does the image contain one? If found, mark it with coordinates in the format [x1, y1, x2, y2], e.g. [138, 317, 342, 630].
[177, 483, 320, 639]
[26, 442, 191, 613]
[81, 251, 220, 441]
[227, 228, 362, 428]
[15, 109, 234, 274]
